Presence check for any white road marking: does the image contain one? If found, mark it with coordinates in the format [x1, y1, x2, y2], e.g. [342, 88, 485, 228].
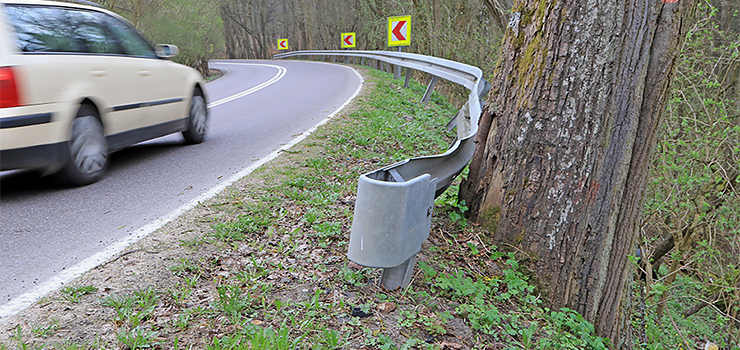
[207, 62, 287, 108]
[0, 63, 364, 321]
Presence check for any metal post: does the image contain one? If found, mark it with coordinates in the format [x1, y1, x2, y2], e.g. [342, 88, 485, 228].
[404, 67, 411, 89]
[361, 57, 366, 66]
[422, 76, 439, 103]
[333, 56, 336, 63]
[380, 255, 417, 291]
[344, 55, 348, 64]
[394, 47, 402, 80]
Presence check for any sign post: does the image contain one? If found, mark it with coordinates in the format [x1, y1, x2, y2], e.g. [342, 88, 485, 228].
[277, 38, 289, 50]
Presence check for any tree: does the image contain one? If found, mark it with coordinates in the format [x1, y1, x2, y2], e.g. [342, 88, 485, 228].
[460, 0, 698, 346]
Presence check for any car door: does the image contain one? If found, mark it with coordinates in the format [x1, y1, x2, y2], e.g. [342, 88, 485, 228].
[60, 7, 149, 146]
[104, 16, 188, 132]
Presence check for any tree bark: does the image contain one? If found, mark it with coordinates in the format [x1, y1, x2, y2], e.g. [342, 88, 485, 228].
[460, 0, 697, 346]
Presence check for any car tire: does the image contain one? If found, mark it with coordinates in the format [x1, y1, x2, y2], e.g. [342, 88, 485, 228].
[55, 105, 108, 186]
[182, 89, 208, 144]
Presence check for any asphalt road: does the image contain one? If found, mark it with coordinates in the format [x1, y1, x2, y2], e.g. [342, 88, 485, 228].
[0, 60, 363, 317]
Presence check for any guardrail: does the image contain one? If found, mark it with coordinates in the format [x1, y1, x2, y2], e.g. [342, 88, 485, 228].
[274, 50, 489, 290]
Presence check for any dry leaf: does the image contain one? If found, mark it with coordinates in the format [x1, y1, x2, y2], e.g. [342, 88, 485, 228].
[376, 302, 397, 314]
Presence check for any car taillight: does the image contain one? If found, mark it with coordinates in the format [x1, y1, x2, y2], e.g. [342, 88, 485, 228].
[0, 66, 22, 108]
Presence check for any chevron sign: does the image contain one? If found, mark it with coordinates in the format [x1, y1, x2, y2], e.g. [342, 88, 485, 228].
[388, 16, 411, 47]
[341, 33, 356, 48]
[277, 38, 289, 50]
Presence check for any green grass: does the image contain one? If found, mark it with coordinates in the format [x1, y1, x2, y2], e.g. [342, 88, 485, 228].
[60, 285, 98, 303]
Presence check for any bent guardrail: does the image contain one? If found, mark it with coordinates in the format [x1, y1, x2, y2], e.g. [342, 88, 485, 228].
[274, 50, 489, 290]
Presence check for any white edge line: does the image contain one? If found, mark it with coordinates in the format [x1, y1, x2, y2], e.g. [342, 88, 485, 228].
[0, 62, 364, 321]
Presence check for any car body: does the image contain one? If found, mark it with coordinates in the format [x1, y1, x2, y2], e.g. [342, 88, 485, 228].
[0, 0, 208, 185]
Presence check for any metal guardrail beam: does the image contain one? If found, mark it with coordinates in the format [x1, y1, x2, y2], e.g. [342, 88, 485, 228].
[275, 50, 489, 290]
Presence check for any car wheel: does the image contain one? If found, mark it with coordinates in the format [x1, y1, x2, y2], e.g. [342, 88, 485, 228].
[182, 90, 208, 144]
[55, 105, 108, 186]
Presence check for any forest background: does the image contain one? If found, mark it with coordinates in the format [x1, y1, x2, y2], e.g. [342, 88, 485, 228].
[91, 0, 739, 347]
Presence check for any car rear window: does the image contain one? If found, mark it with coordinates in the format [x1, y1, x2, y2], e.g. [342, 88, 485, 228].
[3, 4, 155, 58]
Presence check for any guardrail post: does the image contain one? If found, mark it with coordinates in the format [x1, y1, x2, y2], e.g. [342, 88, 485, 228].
[380, 255, 416, 290]
[422, 76, 439, 103]
[404, 68, 412, 88]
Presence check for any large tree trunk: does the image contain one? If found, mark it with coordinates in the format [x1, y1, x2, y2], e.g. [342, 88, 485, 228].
[460, 0, 697, 346]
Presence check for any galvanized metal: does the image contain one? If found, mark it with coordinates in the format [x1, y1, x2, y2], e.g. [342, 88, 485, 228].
[274, 50, 487, 290]
[347, 172, 436, 268]
[394, 47, 402, 80]
[380, 255, 416, 291]
[422, 76, 439, 103]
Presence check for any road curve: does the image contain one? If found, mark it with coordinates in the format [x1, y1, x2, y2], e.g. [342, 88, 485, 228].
[0, 60, 363, 317]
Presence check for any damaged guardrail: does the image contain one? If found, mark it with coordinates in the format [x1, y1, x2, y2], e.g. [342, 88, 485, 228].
[274, 50, 489, 290]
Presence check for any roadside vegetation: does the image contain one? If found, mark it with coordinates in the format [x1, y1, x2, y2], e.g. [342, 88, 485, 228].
[632, 1, 739, 348]
[0, 68, 610, 350]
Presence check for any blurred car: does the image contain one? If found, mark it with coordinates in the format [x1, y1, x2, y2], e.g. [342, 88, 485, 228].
[0, 0, 208, 185]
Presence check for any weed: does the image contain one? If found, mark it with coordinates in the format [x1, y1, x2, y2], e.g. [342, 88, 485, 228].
[11, 326, 29, 350]
[399, 309, 451, 335]
[305, 157, 330, 171]
[60, 285, 98, 303]
[538, 308, 609, 350]
[369, 333, 419, 350]
[116, 327, 160, 350]
[134, 287, 159, 309]
[55, 342, 86, 350]
[303, 208, 321, 225]
[312, 221, 342, 247]
[316, 328, 344, 349]
[179, 236, 207, 248]
[100, 289, 157, 328]
[214, 284, 252, 324]
[30, 322, 57, 338]
[174, 313, 191, 330]
[339, 266, 371, 287]
[211, 208, 277, 242]
[233, 258, 268, 283]
[168, 258, 201, 276]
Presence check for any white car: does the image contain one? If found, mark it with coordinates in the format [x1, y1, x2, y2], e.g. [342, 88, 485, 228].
[0, 0, 208, 185]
